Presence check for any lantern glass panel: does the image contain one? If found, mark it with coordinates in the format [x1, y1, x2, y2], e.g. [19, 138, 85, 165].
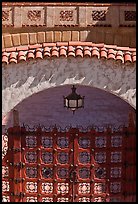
[78, 99, 83, 107]
[65, 99, 68, 107]
[69, 100, 77, 108]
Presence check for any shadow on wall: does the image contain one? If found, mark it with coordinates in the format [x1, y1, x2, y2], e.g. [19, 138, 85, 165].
[85, 6, 136, 47]
[3, 85, 135, 129]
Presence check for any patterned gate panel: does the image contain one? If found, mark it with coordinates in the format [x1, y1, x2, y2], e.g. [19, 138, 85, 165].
[2, 119, 136, 202]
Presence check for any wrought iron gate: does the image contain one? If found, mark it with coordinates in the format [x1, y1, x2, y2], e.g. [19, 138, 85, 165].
[2, 114, 136, 202]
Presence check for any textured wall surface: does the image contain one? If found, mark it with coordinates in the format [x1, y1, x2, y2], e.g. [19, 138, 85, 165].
[3, 85, 135, 128]
[2, 57, 136, 120]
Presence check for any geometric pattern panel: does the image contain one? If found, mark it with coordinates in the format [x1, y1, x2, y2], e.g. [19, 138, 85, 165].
[2, 125, 136, 202]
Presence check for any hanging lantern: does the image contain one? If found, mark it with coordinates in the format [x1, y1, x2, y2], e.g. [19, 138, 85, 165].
[63, 85, 85, 114]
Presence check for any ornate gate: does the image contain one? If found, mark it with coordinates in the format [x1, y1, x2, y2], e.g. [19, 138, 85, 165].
[2, 113, 136, 202]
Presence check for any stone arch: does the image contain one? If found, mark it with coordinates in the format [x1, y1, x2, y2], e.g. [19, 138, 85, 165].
[2, 84, 135, 130]
[2, 56, 136, 119]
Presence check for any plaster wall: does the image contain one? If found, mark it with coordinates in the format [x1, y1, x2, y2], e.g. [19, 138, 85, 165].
[2, 57, 136, 119]
[4, 85, 134, 129]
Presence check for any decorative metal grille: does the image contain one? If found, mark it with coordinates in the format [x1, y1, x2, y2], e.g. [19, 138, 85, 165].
[124, 11, 136, 21]
[2, 121, 136, 202]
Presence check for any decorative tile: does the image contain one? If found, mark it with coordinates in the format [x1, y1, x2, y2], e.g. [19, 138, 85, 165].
[79, 137, 90, 148]
[111, 167, 121, 178]
[42, 183, 53, 193]
[42, 197, 53, 202]
[26, 197, 37, 202]
[95, 136, 106, 148]
[57, 183, 69, 194]
[110, 182, 121, 193]
[2, 181, 9, 192]
[58, 152, 69, 164]
[2, 134, 8, 159]
[95, 167, 106, 178]
[79, 152, 90, 164]
[95, 152, 106, 163]
[42, 136, 53, 148]
[2, 166, 9, 178]
[111, 136, 122, 147]
[94, 183, 106, 194]
[2, 196, 10, 202]
[25, 152, 37, 163]
[42, 167, 53, 178]
[111, 152, 122, 163]
[78, 183, 90, 194]
[26, 167, 37, 178]
[42, 152, 53, 163]
[57, 137, 69, 148]
[79, 197, 90, 202]
[110, 197, 121, 202]
[57, 168, 68, 179]
[94, 197, 106, 202]
[26, 182, 37, 193]
[26, 136, 37, 148]
[79, 168, 90, 179]
[57, 197, 69, 202]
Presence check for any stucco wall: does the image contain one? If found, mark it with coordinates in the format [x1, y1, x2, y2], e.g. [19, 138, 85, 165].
[3, 85, 135, 129]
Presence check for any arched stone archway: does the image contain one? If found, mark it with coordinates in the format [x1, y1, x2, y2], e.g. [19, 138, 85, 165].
[3, 84, 135, 129]
[2, 56, 136, 120]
